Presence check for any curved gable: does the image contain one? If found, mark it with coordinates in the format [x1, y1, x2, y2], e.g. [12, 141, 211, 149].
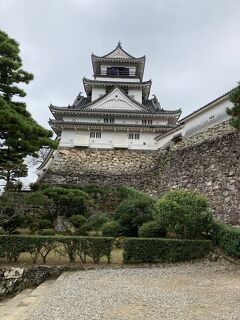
[86, 88, 145, 111]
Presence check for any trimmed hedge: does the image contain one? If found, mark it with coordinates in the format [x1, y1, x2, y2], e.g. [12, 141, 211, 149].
[123, 238, 211, 263]
[0, 235, 114, 264]
[212, 223, 240, 258]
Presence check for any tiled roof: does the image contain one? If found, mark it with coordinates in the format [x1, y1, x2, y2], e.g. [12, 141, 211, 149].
[51, 89, 181, 116]
[179, 91, 230, 123]
[72, 94, 91, 109]
[91, 42, 145, 61]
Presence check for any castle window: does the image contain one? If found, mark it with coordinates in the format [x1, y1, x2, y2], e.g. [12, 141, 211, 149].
[142, 119, 152, 125]
[104, 118, 115, 123]
[129, 133, 140, 140]
[90, 132, 101, 138]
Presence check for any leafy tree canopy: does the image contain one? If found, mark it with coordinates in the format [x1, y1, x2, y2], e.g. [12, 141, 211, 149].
[154, 189, 214, 239]
[227, 83, 240, 130]
[0, 29, 57, 183]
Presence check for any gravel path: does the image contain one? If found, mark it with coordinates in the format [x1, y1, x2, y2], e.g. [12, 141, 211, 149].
[26, 260, 240, 320]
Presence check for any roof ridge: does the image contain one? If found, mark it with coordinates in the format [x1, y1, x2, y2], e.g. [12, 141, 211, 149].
[91, 43, 145, 60]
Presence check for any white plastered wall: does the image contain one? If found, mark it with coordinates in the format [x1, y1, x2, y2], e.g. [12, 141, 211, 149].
[59, 128, 160, 150]
[156, 97, 232, 148]
[91, 87, 106, 101]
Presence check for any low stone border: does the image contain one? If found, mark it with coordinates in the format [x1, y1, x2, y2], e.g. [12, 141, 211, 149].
[0, 265, 65, 300]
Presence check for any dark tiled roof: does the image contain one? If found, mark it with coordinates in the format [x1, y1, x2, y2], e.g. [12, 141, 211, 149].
[91, 42, 145, 61]
[52, 89, 181, 116]
[143, 96, 181, 114]
[72, 94, 91, 109]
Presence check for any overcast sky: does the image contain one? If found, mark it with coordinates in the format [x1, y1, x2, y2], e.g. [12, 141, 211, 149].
[1, 0, 240, 130]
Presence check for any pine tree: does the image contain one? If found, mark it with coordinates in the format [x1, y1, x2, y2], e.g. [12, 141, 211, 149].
[227, 83, 240, 131]
[0, 30, 57, 184]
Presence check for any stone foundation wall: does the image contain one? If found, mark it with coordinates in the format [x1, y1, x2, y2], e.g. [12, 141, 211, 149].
[40, 148, 157, 186]
[40, 121, 240, 225]
[0, 266, 64, 300]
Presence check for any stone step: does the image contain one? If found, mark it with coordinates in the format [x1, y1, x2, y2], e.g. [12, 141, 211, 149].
[0, 279, 57, 320]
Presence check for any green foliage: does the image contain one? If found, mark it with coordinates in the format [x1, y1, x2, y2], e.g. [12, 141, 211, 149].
[123, 238, 211, 263]
[211, 222, 240, 258]
[113, 198, 155, 237]
[82, 184, 109, 195]
[117, 186, 156, 202]
[138, 220, 167, 238]
[24, 215, 41, 234]
[0, 29, 57, 183]
[0, 235, 114, 264]
[102, 221, 122, 237]
[42, 187, 89, 218]
[154, 189, 214, 239]
[39, 228, 55, 236]
[80, 214, 109, 233]
[227, 83, 240, 130]
[0, 192, 24, 233]
[38, 219, 53, 229]
[68, 215, 87, 228]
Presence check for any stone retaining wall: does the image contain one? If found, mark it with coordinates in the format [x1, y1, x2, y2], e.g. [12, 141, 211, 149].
[40, 121, 240, 225]
[0, 266, 64, 300]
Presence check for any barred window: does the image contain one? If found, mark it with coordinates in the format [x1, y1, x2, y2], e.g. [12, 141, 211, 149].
[90, 132, 101, 138]
[129, 133, 140, 140]
[104, 118, 115, 123]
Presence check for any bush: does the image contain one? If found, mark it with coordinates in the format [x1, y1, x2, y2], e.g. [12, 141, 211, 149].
[39, 219, 53, 229]
[0, 235, 114, 264]
[123, 238, 211, 263]
[39, 229, 55, 236]
[81, 214, 109, 232]
[212, 222, 240, 258]
[155, 189, 214, 239]
[117, 186, 156, 202]
[68, 215, 87, 228]
[113, 198, 155, 237]
[42, 187, 90, 218]
[102, 221, 122, 237]
[138, 221, 167, 238]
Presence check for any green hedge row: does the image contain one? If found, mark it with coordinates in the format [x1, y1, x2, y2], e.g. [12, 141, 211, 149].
[0, 235, 114, 264]
[212, 223, 240, 258]
[123, 238, 211, 263]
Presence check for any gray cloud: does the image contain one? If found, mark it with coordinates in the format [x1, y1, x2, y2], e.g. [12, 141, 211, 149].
[1, 0, 240, 130]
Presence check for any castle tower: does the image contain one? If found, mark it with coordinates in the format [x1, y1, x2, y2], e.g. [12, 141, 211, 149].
[49, 43, 181, 150]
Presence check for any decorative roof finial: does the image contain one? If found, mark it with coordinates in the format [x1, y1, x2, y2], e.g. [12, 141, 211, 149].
[117, 41, 121, 47]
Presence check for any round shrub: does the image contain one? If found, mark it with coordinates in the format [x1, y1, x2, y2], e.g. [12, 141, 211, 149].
[82, 214, 109, 232]
[138, 220, 167, 238]
[102, 221, 122, 237]
[113, 198, 155, 237]
[68, 215, 87, 228]
[38, 219, 53, 229]
[39, 228, 55, 236]
[155, 189, 214, 239]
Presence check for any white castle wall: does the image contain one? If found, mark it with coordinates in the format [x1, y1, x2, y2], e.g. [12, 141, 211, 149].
[60, 129, 159, 149]
[157, 96, 232, 147]
[91, 87, 106, 101]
